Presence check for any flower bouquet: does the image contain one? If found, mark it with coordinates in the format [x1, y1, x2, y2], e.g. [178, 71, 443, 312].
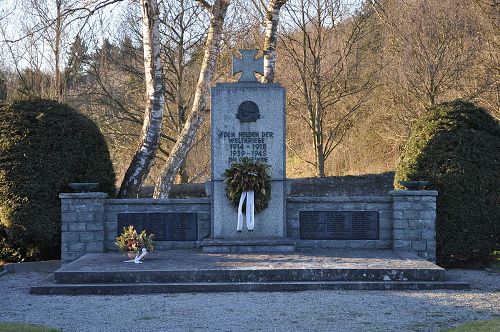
[115, 225, 154, 263]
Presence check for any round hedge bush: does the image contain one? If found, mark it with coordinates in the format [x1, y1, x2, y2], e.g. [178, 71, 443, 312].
[394, 100, 499, 267]
[0, 99, 115, 261]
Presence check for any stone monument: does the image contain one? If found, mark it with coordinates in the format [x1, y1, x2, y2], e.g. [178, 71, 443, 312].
[203, 49, 293, 253]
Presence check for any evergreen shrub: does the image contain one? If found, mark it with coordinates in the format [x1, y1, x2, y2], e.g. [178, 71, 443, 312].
[394, 100, 500, 267]
[0, 99, 115, 261]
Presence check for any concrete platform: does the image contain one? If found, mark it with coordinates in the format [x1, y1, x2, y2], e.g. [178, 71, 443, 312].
[201, 238, 296, 253]
[30, 249, 469, 295]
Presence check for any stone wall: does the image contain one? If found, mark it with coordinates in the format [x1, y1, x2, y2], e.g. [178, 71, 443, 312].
[60, 190, 437, 264]
[60, 193, 210, 264]
[287, 196, 393, 250]
[391, 190, 438, 262]
[286, 191, 437, 262]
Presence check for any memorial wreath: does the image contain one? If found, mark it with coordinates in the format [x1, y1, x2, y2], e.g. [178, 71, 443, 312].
[224, 158, 271, 213]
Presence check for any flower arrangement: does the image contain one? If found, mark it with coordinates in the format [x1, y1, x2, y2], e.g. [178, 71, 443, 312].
[224, 158, 271, 213]
[115, 225, 154, 255]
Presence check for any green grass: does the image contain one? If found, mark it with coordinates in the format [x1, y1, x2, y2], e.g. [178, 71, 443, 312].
[440, 319, 500, 332]
[0, 322, 60, 332]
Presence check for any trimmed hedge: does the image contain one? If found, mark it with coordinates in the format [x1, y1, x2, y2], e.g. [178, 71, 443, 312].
[0, 99, 115, 261]
[395, 100, 500, 267]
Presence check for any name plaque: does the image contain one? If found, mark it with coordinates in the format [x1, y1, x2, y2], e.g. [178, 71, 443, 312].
[299, 211, 379, 240]
[117, 213, 197, 241]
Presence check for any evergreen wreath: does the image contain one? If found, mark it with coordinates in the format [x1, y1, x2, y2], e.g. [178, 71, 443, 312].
[224, 158, 271, 213]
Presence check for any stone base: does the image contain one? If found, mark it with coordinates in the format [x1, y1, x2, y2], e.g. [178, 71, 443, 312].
[201, 239, 296, 253]
[30, 250, 469, 295]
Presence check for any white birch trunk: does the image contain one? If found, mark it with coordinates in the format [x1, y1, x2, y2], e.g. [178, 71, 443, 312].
[118, 0, 165, 198]
[153, 0, 231, 198]
[262, 0, 287, 83]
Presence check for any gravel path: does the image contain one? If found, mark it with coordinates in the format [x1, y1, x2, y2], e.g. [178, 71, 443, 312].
[0, 270, 498, 332]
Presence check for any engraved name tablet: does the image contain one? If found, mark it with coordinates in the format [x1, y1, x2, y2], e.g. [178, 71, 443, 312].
[118, 213, 197, 241]
[299, 211, 379, 240]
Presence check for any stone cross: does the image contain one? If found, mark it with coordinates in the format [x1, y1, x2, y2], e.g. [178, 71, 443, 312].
[232, 49, 263, 82]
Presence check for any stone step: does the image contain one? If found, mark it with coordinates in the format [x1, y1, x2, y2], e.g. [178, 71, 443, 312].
[54, 267, 446, 284]
[31, 276, 470, 295]
[201, 239, 296, 254]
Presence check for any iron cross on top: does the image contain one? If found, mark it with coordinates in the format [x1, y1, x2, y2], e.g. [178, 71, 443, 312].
[232, 49, 263, 82]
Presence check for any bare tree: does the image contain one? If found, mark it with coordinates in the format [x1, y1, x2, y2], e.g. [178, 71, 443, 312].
[154, 0, 231, 198]
[281, 0, 379, 177]
[262, 0, 288, 83]
[118, 0, 166, 198]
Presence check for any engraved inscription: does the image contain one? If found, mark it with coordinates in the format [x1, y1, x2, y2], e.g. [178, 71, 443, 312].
[219, 131, 274, 164]
[300, 211, 379, 240]
[118, 213, 197, 241]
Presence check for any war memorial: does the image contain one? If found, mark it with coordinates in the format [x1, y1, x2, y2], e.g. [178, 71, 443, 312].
[31, 50, 469, 295]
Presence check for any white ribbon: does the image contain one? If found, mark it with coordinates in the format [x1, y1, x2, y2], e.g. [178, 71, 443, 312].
[237, 190, 255, 232]
[123, 248, 148, 264]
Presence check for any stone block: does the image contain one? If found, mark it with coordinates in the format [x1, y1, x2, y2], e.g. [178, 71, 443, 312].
[94, 232, 105, 242]
[104, 212, 118, 222]
[421, 196, 436, 202]
[61, 222, 68, 232]
[410, 203, 424, 211]
[393, 229, 405, 240]
[106, 204, 128, 212]
[393, 210, 403, 219]
[106, 231, 117, 241]
[74, 205, 89, 213]
[420, 210, 436, 220]
[62, 213, 77, 223]
[393, 201, 411, 211]
[411, 240, 427, 251]
[408, 229, 422, 240]
[79, 233, 94, 242]
[376, 240, 392, 249]
[403, 210, 421, 219]
[340, 203, 356, 210]
[422, 229, 435, 240]
[86, 242, 104, 253]
[347, 241, 377, 249]
[422, 219, 435, 230]
[393, 220, 408, 229]
[427, 253, 436, 263]
[423, 202, 436, 210]
[105, 242, 117, 252]
[288, 228, 300, 239]
[408, 219, 423, 230]
[61, 243, 69, 252]
[379, 210, 392, 220]
[86, 222, 104, 231]
[379, 228, 392, 240]
[287, 219, 299, 228]
[69, 242, 85, 252]
[105, 221, 118, 231]
[69, 222, 86, 232]
[393, 240, 411, 250]
[77, 212, 94, 222]
[364, 203, 390, 211]
[416, 252, 427, 260]
[427, 240, 436, 251]
[61, 232, 80, 243]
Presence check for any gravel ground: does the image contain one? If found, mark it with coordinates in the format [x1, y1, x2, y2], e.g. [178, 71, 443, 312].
[0, 270, 498, 332]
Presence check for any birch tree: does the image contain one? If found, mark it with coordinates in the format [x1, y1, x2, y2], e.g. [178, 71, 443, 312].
[262, 0, 288, 83]
[153, 0, 231, 198]
[118, 0, 165, 198]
